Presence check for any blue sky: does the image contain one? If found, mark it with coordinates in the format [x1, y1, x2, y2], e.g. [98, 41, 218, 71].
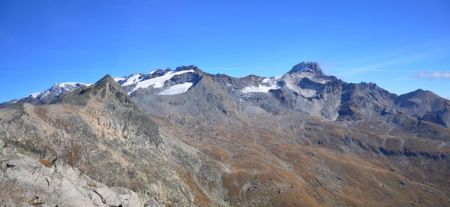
[1, 0, 449, 101]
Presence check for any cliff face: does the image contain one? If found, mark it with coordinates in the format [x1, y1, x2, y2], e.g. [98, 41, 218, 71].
[1, 63, 449, 206]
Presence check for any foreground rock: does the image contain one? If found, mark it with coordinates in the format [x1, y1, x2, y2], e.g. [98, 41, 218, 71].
[0, 147, 142, 206]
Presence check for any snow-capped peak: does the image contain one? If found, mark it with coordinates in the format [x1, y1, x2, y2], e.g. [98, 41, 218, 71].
[130, 69, 195, 94]
[112, 69, 198, 95]
[54, 82, 90, 88]
[29, 82, 89, 99]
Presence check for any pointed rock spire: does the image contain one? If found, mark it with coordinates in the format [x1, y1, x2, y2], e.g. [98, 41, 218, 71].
[60, 74, 132, 105]
[289, 62, 324, 76]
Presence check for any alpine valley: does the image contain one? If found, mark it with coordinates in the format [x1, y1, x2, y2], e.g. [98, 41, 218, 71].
[0, 62, 449, 207]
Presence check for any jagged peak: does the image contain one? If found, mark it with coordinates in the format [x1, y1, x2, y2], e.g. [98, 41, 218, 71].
[60, 74, 131, 106]
[175, 65, 200, 72]
[125, 72, 144, 78]
[149, 69, 171, 76]
[96, 74, 114, 83]
[92, 74, 125, 93]
[289, 62, 324, 76]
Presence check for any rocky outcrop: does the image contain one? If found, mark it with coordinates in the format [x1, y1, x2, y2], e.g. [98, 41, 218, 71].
[0, 147, 143, 207]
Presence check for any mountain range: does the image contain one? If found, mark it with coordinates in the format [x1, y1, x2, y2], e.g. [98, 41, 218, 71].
[0, 62, 449, 206]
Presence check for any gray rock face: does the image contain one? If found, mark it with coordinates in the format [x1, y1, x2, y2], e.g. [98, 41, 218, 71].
[395, 89, 450, 127]
[338, 82, 397, 120]
[0, 152, 141, 207]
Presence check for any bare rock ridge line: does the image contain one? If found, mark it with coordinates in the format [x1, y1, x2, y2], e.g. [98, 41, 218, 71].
[0, 61, 449, 206]
[6, 62, 449, 128]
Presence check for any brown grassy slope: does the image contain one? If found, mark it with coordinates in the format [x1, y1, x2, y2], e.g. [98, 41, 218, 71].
[152, 112, 450, 207]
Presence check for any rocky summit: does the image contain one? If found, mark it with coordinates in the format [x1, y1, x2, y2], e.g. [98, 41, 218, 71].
[0, 62, 449, 207]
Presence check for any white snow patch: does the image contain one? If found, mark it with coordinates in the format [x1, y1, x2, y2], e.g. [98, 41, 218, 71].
[158, 82, 194, 95]
[55, 82, 90, 88]
[242, 84, 279, 93]
[122, 73, 143, 86]
[261, 76, 280, 84]
[31, 92, 43, 98]
[114, 77, 126, 82]
[130, 69, 195, 93]
[242, 77, 280, 93]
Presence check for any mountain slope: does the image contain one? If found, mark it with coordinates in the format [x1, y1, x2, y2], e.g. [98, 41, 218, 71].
[0, 75, 225, 206]
[1, 62, 449, 206]
[124, 63, 450, 206]
[396, 89, 450, 127]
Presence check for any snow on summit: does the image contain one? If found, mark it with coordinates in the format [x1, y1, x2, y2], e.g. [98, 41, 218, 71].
[29, 82, 89, 98]
[129, 69, 195, 94]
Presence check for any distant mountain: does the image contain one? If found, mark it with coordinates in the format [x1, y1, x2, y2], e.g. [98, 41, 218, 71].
[6, 82, 90, 105]
[396, 89, 450, 127]
[1, 62, 449, 206]
[10, 62, 448, 128]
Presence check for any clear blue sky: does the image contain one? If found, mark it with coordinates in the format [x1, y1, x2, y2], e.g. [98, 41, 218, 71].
[1, 0, 450, 101]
